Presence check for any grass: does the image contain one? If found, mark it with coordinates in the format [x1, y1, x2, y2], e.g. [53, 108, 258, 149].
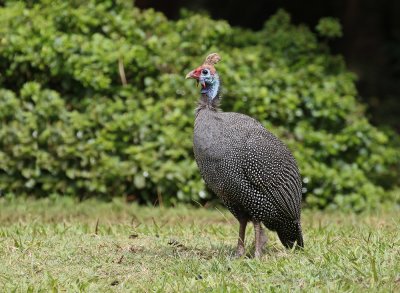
[0, 197, 399, 292]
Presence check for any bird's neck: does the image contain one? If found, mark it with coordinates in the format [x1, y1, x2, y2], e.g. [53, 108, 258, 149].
[201, 76, 220, 101]
[195, 78, 221, 115]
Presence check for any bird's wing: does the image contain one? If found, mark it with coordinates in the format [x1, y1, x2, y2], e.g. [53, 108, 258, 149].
[243, 120, 302, 220]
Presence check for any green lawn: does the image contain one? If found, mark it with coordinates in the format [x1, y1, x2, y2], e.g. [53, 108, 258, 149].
[0, 197, 399, 292]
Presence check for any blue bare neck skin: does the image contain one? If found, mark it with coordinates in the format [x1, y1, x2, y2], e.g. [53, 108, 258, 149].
[200, 74, 220, 102]
[196, 75, 221, 115]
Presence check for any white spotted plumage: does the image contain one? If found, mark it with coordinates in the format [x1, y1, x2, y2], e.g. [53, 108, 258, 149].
[194, 107, 304, 248]
[189, 53, 304, 253]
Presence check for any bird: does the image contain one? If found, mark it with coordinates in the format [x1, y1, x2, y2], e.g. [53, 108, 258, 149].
[185, 53, 304, 258]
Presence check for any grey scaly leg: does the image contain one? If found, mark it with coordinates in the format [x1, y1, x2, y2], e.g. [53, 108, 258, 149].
[235, 219, 247, 257]
[260, 225, 267, 249]
[253, 221, 263, 259]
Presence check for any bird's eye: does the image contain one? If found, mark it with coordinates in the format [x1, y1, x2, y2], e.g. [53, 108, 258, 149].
[202, 69, 209, 75]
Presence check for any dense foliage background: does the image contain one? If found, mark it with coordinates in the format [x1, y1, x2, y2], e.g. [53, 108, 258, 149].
[139, 0, 400, 132]
[0, 0, 398, 210]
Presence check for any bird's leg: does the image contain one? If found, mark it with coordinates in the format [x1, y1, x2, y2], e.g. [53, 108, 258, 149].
[235, 219, 247, 257]
[253, 221, 263, 259]
[260, 226, 268, 249]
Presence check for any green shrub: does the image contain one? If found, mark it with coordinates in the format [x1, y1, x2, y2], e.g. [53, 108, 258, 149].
[316, 17, 343, 38]
[0, 2, 398, 209]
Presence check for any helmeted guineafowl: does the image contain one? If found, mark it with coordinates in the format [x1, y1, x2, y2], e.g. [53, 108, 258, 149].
[186, 53, 304, 258]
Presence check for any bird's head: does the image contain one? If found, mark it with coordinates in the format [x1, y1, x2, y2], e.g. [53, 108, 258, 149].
[185, 53, 221, 100]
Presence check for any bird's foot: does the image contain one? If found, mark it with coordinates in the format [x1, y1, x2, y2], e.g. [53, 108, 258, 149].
[235, 245, 245, 258]
[254, 249, 263, 259]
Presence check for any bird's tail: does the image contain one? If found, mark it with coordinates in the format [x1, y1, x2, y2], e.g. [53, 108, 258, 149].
[276, 221, 304, 249]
